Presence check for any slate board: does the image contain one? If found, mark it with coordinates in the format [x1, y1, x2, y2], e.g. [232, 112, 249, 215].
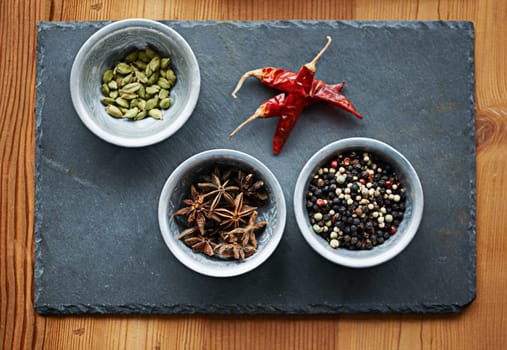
[34, 20, 476, 314]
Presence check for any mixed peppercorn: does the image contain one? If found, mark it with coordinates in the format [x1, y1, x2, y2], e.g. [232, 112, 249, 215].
[306, 151, 406, 250]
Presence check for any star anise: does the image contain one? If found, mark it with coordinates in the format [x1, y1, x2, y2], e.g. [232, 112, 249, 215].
[173, 166, 270, 260]
[214, 242, 256, 260]
[237, 170, 269, 205]
[198, 172, 239, 211]
[177, 225, 200, 240]
[184, 236, 217, 256]
[173, 185, 212, 235]
[214, 192, 257, 229]
[226, 210, 266, 249]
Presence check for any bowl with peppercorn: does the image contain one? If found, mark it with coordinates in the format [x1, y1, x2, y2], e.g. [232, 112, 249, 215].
[158, 149, 287, 277]
[294, 137, 423, 268]
[70, 18, 200, 147]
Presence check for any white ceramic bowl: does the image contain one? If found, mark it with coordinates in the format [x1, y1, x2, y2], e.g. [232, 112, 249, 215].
[70, 18, 200, 147]
[294, 138, 424, 268]
[158, 149, 287, 277]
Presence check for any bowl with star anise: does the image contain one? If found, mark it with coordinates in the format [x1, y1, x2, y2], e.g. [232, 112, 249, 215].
[158, 149, 287, 277]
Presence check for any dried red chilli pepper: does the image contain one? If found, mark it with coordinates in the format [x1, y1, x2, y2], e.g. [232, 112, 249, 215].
[228, 93, 287, 139]
[230, 36, 335, 154]
[231, 68, 362, 119]
[229, 37, 363, 154]
[232, 67, 344, 100]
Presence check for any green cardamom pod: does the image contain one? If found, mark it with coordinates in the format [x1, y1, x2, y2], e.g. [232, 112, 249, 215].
[102, 70, 114, 83]
[138, 85, 146, 99]
[145, 65, 153, 78]
[120, 92, 138, 100]
[166, 69, 177, 86]
[101, 47, 175, 121]
[124, 107, 139, 119]
[137, 99, 146, 111]
[145, 96, 159, 111]
[149, 56, 160, 72]
[145, 47, 157, 59]
[101, 97, 116, 106]
[133, 60, 147, 70]
[116, 62, 133, 75]
[115, 97, 130, 108]
[148, 108, 163, 120]
[158, 89, 169, 99]
[145, 85, 161, 95]
[102, 83, 110, 96]
[135, 110, 147, 120]
[121, 73, 133, 86]
[135, 70, 148, 84]
[106, 105, 123, 118]
[107, 80, 118, 90]
[120, 82, 141, 94]
[148, 71, 159, 85]
[160, 57, 170, 70]
[157, 77, 171, 89]
[159, 98, 171, 109]
[138, 51, 150, 63]
[124, 50, 138, 63]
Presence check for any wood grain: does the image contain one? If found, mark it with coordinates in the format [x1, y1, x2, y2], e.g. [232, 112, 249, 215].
[1, 0, 506, 349]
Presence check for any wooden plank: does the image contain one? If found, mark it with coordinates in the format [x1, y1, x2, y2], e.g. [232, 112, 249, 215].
[1, 0, 506, 349]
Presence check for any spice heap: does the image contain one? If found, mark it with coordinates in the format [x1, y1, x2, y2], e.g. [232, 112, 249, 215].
[173, 167, 269, 260]
[306, 152, 406, 250]
[229, 36, 363, 155]
[100, 47, 176, 120]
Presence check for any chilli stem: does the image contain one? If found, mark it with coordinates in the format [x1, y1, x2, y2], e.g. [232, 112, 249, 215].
[228, 107, 264, 139]
[231, 69, 263, 98]
[305, 36, 332, 72]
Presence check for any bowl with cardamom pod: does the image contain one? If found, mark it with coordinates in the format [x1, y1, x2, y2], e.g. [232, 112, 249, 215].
[158, 149, 287, 277]
[294, 137, 424, 268]
[70, 18, 200, 147]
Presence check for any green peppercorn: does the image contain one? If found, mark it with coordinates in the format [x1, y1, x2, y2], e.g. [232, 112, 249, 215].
[336, 175, 346, 184]
[313, 224, 323, 233]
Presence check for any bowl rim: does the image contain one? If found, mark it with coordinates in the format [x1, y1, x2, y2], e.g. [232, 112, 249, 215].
[158, 149, 287, 277]
[70, 18, 200, 148]
[293, 137, 424, 268]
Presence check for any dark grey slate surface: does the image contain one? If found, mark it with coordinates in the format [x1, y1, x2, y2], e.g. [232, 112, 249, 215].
[35, 20, 476, 314]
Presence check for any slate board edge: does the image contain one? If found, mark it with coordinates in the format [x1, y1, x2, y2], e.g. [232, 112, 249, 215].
[35, 301, 470, 315]
[34, 22, 46, 309]
[33, 20, 477, 315]
[465, 20, 477, 307]
[36, 19, 475, 31]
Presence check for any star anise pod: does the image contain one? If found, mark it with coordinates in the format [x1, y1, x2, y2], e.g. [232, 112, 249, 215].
[226, 210, 266, 249]
[214, 243, 235, 258]
[198, 172, 239, 211]
[219, 230, 239, 244]
[184, 236, 217, 256]
[237, 170, 269, 205]
[214, 242, 256, 260]
[173, 185, 212, 235]
[177, 225, 200, 240]
[214, 192, 257, 229]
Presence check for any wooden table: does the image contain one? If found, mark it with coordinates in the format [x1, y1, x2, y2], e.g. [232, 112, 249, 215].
[1, 0, 505, 348]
